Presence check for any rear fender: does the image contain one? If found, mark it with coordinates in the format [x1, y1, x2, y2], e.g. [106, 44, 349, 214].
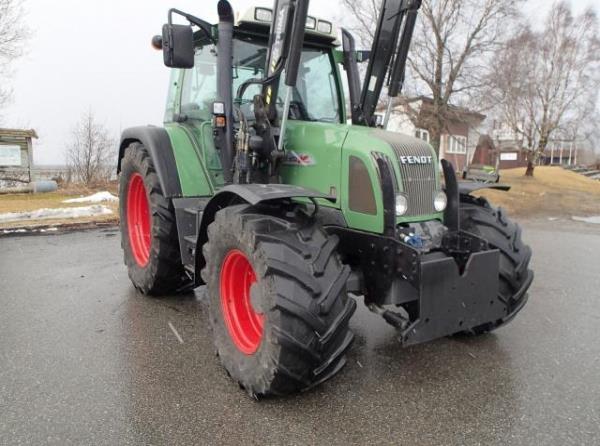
[118, 125, 214, 198]
[118, 126, 183, 198]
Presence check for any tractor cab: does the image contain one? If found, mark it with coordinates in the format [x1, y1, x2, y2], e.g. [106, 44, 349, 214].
[175, 9, 343, 125]
[160, 4, 347, 189]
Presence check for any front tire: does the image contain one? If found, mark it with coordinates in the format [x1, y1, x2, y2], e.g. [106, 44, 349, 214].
[459, 195, 534, 334]
[119, 142, 192, 295]
[201, 205, 357, 397]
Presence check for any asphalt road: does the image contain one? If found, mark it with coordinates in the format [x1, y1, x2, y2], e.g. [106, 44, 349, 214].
[1, 221, 599, 446]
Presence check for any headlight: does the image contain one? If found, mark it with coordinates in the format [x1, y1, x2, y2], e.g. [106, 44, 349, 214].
[434, 191, 447, 212]
[395, 194, 408, 216]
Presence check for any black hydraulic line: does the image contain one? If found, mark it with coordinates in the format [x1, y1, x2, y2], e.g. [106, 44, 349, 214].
[216, 0, 235, 183]
[235, 65, 285, 104]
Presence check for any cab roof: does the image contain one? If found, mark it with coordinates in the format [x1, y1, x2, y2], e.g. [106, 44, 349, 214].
[235, 6, 339, 46]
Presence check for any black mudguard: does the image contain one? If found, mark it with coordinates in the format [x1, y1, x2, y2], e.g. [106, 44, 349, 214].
[118, 126, 182, 198]
[194, 184, 336, 284]
[213, 184, 336, 206]
[442, 159, 510, 228]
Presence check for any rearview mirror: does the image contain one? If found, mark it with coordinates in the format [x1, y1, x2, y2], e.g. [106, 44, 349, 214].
[162, 24, 194, 68]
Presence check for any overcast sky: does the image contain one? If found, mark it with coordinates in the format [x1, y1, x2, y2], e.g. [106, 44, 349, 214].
[3, 0, 598, 165]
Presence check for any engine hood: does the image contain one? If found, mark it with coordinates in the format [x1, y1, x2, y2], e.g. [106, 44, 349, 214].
[342, 127, 442, 224]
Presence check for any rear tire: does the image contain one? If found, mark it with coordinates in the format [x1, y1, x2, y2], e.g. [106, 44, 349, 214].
[119, 142, 192, 295]
[459, 195, 534, 335]
[201, 205, 356, 397]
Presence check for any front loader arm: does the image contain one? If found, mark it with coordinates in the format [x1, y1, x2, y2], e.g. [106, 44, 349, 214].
[342, 0, 422, 127]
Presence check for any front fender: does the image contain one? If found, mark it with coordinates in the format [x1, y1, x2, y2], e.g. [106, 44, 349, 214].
[194, 184, 336, 284]
[215, 184, 336, 205]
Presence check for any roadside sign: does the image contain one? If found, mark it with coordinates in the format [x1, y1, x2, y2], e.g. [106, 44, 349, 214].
[0, 145, 22, 167]
[500, 152, 518, 161]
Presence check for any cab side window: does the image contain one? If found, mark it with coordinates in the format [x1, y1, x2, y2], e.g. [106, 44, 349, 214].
[180, 45, 218, 121]
[295, 50, 340, 123]
[164, 69, 181, 123]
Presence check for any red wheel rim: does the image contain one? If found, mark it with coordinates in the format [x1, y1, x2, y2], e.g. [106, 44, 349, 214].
[220, 250, 264, 355]
[127, 173, 152, 267]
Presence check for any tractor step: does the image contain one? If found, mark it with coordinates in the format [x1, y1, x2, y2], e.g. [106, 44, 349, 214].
[184, 264, 195, 275]
[184, 235, 198, 257]
[173, 198, 209, 282]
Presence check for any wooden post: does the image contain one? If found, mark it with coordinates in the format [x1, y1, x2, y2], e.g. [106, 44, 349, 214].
[26, 135, 34, 182]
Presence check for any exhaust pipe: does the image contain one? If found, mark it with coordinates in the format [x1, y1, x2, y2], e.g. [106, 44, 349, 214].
[216, 0, 235, 183]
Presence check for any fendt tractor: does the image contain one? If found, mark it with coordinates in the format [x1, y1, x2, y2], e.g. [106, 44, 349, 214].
[117, 0, 534, 396]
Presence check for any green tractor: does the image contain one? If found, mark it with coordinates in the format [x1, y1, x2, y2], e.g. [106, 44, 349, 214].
[117, 0, 533, 397]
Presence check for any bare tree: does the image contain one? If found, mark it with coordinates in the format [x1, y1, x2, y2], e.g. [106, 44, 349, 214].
[488, 29, 538, 154]
[339, 0, 380, 46]
[491, 3, 600, 176]
[67, 111, 115, 186]
[0, 0, 30, 111]
[340, 0, 523, 155]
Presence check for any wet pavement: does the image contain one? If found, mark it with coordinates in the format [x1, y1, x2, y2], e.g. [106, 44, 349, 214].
[1, 221, 599, 445]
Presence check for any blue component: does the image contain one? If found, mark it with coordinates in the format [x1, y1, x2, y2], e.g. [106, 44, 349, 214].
[406, 234, 424, 249]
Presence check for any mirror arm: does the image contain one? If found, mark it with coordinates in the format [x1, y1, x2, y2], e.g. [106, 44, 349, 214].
[168, 8, 216, 44]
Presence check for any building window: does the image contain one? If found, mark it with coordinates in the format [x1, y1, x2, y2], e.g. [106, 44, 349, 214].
[447, 135, 467, 154]
[415, 128, 430, 143]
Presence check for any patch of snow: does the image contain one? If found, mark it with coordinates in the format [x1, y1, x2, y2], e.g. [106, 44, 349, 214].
[63, 192, 118, 204]
[2, 228, 27, 234]
[572, 216, 600, 225]
[0, 205, 113, 223]
[40, 227, 59, 233]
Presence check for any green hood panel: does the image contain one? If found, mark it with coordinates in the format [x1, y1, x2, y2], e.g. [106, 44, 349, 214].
[279, 121, 350, 206]
[340, 127, 444, 232]
[281, 123, 444, 233]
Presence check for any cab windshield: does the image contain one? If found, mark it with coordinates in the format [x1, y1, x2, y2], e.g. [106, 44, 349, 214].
[180, 38, 342, 123]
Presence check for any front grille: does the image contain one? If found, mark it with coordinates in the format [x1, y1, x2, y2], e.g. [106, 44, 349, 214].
[374, 130, 438, 217]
